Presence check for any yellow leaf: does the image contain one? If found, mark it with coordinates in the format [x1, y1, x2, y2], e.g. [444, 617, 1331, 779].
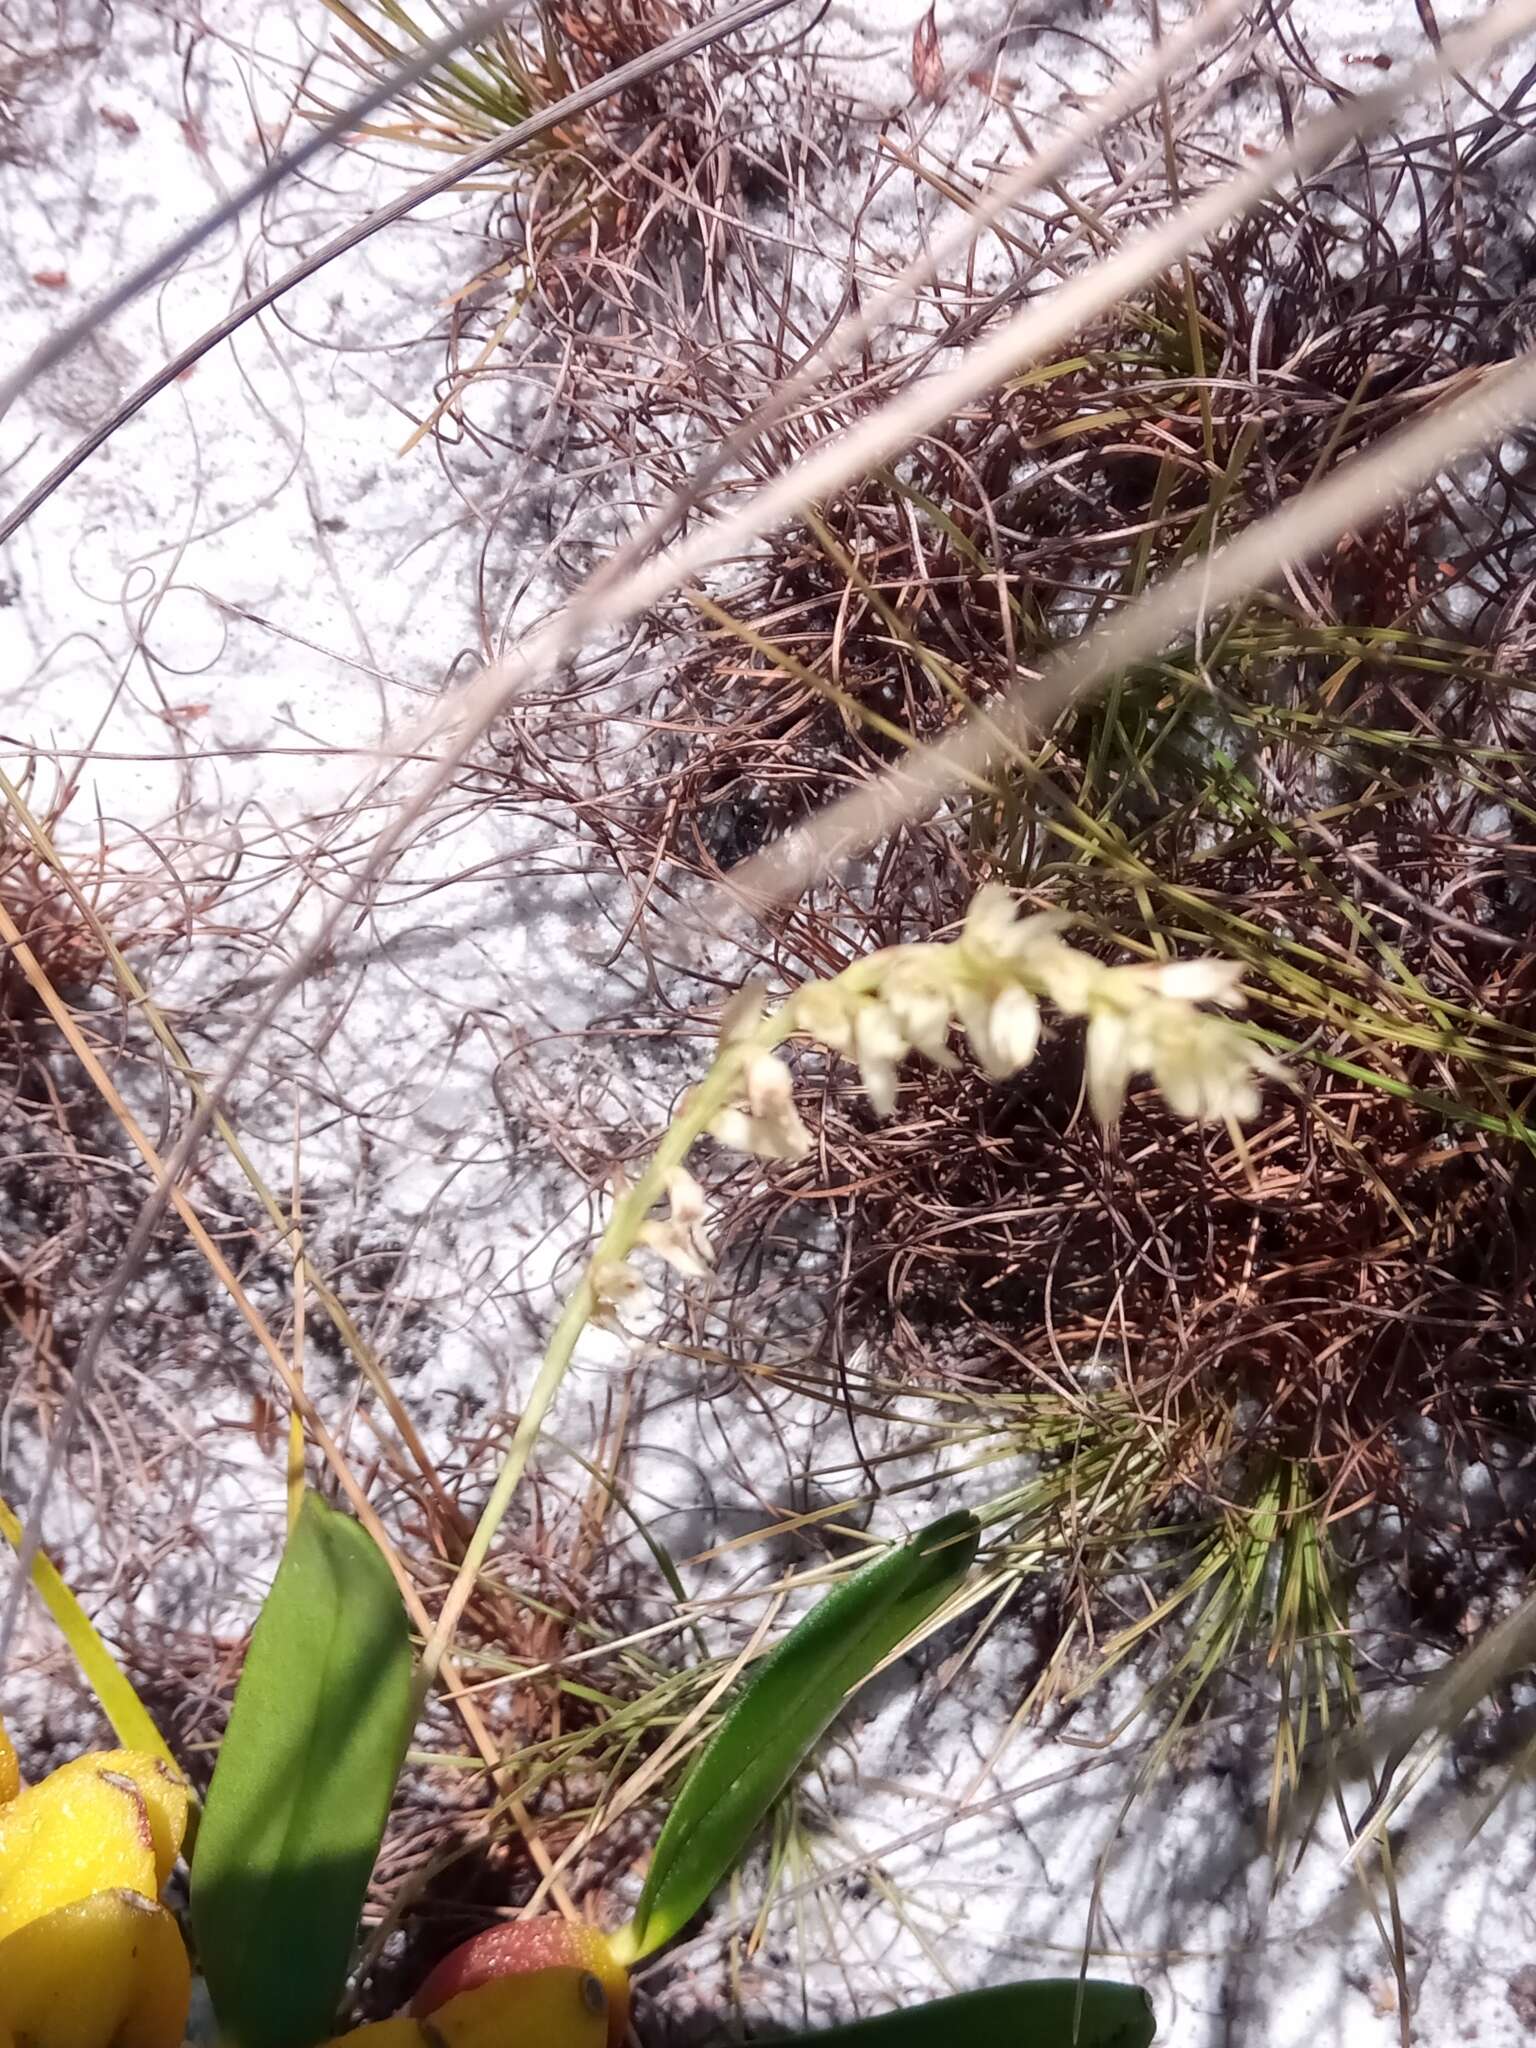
[0, 1767, 157, 1941]
[328, 1974, 610, 2048]
[47, 1753, 188, 1888]
[431, 1972, 610, 2048]
[321, 2023, 422, 2048]
[0, 1888, 190, 2048]
[0, 1722, 18, 1806]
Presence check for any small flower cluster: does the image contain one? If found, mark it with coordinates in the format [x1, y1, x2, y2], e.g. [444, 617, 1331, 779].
[592, 888, 1284, 1321]
[709, 886, 1284, 1163]
[592, 1166, 716, 1323]
[707, 1049, 813, 1161]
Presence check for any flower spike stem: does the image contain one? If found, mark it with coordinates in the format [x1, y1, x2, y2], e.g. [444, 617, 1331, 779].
[416, 890, 1283, 1701]
[414, 1005, 794, 1697]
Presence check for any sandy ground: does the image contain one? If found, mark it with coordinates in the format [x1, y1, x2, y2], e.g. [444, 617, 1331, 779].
[4, 1, 1536, 2041]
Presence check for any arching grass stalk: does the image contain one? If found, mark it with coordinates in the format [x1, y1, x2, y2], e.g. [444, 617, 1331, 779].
[418, 886, 1285, 1702]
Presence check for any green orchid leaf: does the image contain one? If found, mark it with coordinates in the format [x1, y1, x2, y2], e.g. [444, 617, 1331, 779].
[764, 1981, 1156, 2046]
[190, 1493, 414, 2048]
[616, 1510, 980, 1962]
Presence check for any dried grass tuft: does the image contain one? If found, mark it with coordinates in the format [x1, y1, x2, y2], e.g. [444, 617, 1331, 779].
[524, 80, 1536, 1702]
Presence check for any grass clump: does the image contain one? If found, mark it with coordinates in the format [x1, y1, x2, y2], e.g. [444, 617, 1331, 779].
[319, 1, 571, 152]
[316, 0, 801, 463]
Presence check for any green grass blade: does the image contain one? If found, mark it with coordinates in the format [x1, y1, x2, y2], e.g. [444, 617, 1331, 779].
[614, 1511, 979, 1962]
[765, 1982, 1157, 2045]
[190, 1493, 414, 2048]
[0, 1493, 179, 1773]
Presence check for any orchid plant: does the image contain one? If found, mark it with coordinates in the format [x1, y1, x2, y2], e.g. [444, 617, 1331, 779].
[0, 1500, 1152, 2048]
[0, 888, 1281, 2048]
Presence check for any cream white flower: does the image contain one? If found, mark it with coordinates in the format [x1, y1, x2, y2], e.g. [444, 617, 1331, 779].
[1083, 985, 1281, 1128]
[962, 883, 1026, 959]
[960, 884, 1069, 968]
[1084, 1007, 1140, 1127]
[591, 1256, 649, 1328]
[795, 960, 959, 1113]
[746, 1049, 794, 1118]
[953, 983, 1004, 1076]
[708, 1051, 813, 1161]
[667, 1163, 710, 1227]
[953, 983, 1037, 1079]
[881, 965, 955, 1067]
[1150, 1014, 1283, 1124]
[701, 893, 1279, 1164]
[637, 1166, 716, 1278]
[708, 1106, 758, 1154]
[793, 981, 856, 1054]
[1029, 940, 1109, 1017]
[852, 1001, 908, 1116]
[1126, 957, 1248, 1008]
[986, 983, 1042, 1072]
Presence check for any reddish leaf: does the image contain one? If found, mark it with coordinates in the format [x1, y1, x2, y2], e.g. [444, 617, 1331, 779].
[911, 6, 945, 103]
[31, 270, 68, 289]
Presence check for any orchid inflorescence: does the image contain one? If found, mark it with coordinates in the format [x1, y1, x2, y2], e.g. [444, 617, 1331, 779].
[590, 885, 1285, 1318]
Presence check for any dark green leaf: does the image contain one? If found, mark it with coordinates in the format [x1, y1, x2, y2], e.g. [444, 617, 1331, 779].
[190, 1494, 414, 2048]
[616, 1510, 979, 1962]
[746, 1982, 1156, 2047]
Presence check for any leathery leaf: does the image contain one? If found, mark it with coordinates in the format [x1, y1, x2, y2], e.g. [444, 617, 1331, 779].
[190, 1494, 413, 2048]
[615, 1510, 979, 1962]
[754, 1981, 1157, 2047]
